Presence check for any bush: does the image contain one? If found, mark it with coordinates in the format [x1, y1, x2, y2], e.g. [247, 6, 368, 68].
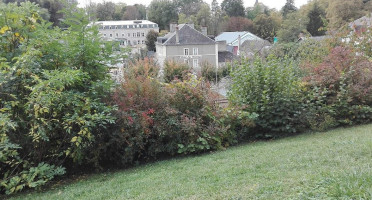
[229, 56, 305, 134]
[163, 60, 190, 83]
[106, 62, 240, 166]
[201, 62, 230, 82]
[0, 3, 115, 194]
[302, 46, 372, 127]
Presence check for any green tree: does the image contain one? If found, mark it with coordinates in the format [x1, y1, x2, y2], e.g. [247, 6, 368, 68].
[0, 2, 115, 194]
[277, 12, 309, 43]
[253, 12, 282, 42]
[96, 1, 116, 20]
[307, 1, 326, 36]
[210, 0, 224, 36]
[196, 3, 211, 28]
[281, 0, 297, 18]
[174, 0, 203, 17]
[221, 0, 245, 17]
[326, 0, 365, 30]
[145, 30, 159, 51]
[246, 3, 270, 20]
[148, 0, 178, 30]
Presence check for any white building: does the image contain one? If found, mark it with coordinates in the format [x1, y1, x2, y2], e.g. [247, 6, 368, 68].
[92, 20, 160, 47]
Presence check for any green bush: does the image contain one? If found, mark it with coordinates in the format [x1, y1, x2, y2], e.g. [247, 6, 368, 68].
[229, 56, 305, 134]
[163, 60, 190, 83]
[201, 62, 230, 82]
[0, 2, 115, 194]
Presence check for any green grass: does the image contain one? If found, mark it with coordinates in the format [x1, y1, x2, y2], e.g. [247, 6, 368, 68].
[9, 124, 372, 200]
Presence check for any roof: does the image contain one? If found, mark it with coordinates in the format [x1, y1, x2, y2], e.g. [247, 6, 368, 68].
[349, 13, 372, 28]
[218, 51, 236, 63]
[215, 32, 263, 46]
[93, 20, 158, 26]
[160, 24, 216, 46]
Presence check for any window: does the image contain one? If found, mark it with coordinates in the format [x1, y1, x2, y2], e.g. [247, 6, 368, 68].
[193, 48, 198, 55]
[193, 59, 199, 68]
[103, 34, 106, 37]
[138, 40, 140, 44]
[109, 34, 112, 37]
[184, 48, 189, 56]
[122, 33, 124, 37]
[116, 33, 118, 37]
[137, 32, 140, 37]
[133, 33, 136, 37]
[142, 40, 145, 44]
[142, 32, 145, 37]
[128, 33, 130, 37]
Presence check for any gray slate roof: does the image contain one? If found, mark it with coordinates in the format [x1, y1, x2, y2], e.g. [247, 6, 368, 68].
[161, 24, 216, 46]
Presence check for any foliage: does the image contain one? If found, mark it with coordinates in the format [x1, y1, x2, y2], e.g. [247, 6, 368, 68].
[225, 17, 254, 32]
[148, 0, 178, 30]
[253, 12, 282, 42]
[281, 0, 297, 18]
[221, 0, 245, 17]
[306, 1, 326, 36]
[163, 60, 190, 83]
[277, 12, 309, 43]
[201, 62, 230, 83]
[108, 62, 234, 166]
[145, 30, 159, 52]
[229, 56, 304, 134]
[0, 2, 115, 194]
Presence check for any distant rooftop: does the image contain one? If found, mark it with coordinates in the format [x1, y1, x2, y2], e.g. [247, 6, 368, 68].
[159, 24, 215, 46]
[215, 32, 263, 46]
[91, 20, 158, 26]
[349, 13, 372, 28]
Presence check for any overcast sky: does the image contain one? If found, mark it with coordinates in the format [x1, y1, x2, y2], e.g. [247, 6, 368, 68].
[78, 0, 309, 11]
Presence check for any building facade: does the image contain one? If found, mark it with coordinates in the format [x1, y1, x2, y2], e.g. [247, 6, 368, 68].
[92, 20, 159, 47]
[156, 24, 218, 70]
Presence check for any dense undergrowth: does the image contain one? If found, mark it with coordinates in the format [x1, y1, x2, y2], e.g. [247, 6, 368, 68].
[1, 2, 372, 195]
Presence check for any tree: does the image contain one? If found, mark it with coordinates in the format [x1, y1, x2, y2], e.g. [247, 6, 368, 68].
[253, 12, 282, 42]
[0, 2, 115, 194]
[326, 0, 365, 30]
[221, 0, 245, 17]
[210, 0, 224, 36]
[246, 3, 270, 20]
[277, 12, 309, 43]
[225, 16, 253, 32]
[281, 0, 297, 18]
[196, 3, 211, 28]
[148, 0, 178, 30]
[134, 4, 146, 19]
[145, 30, 159, 51]
[123, 5, 139, 20]
[174, 0, 203, 17]
[96, 1, 116, 20]
[307, 1, 326, 36]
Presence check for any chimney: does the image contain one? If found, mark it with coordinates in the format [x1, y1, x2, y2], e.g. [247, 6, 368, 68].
[201, 26, 208, 36]
[176, 26, 180, 44]
[170, 23, 177, 32]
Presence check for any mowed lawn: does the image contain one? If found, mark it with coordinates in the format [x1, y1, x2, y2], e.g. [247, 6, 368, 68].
[9, 124, 372, 200]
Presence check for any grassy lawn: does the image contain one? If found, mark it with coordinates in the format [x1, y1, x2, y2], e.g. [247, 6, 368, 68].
[9, 124, 372, 200]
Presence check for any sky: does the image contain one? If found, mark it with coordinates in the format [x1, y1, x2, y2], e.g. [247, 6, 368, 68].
[78, 0, 309, 11]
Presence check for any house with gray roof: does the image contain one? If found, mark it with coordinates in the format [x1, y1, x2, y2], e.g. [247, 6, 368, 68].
[215, 31, 267, 55]
[349, 13, 372, 33]
[156, 24, 218, 70]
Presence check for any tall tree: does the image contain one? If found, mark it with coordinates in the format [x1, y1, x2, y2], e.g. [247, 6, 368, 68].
[246, 2, 270, 20]
[210, 0, 224, 36]
[326, 0, 365, 30]
[196, 3, 211, 28]
[221, 0, 245, 17]
[307, 1, 326, 36]
[148, 0, 178, 30]
[173, 0, 203, 17]
[281, 0, 297, 18]
[277, 12, 309, 43]
[253, 12, 282, 42]
[145, 30, 159, 51]
[96, 1, 116, 20]
[123, 6, 140, 20]
[225, 16, 253, 32]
